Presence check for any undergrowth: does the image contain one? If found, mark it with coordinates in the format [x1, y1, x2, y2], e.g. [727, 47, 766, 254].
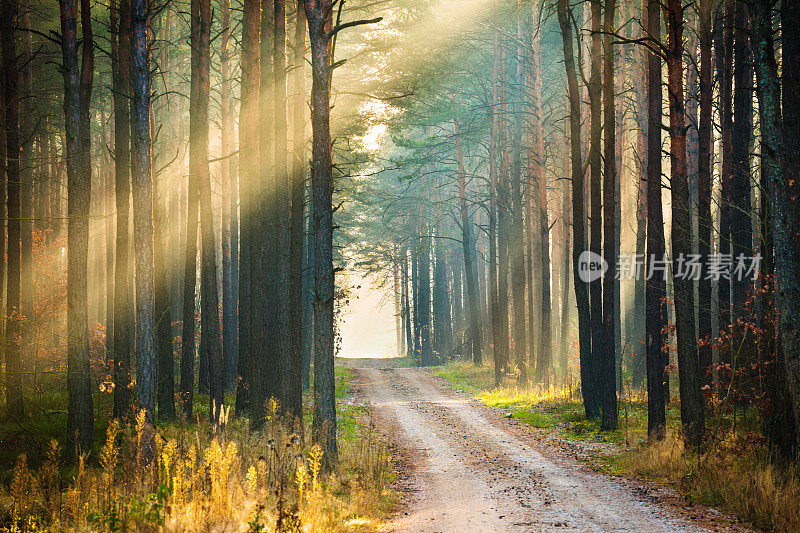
[0, 367, 398, 532]
[435, 360, 800, 532]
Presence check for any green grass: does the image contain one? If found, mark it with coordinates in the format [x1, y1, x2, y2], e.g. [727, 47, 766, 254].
[434, 360, 687, 446]
[432, 357, 495, 395]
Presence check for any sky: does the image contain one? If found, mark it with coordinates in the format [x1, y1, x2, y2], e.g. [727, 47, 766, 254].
[338, 270, 399, 358]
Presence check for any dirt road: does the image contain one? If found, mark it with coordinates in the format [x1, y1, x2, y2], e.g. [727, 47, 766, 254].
[343, 359, 739, 533]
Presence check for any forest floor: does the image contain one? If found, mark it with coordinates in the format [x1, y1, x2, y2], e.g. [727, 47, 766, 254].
[339, 357, 748, 532]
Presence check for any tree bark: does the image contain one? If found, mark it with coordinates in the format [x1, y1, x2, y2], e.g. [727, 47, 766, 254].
[192, 0, 223, 423]
[645, 0, 668, 439]
[488, 16, 503, 383]
[755, 0, 800, 452]
[557, 0, 592, 419]
[601, 0, 618, 430]
[587, 0, 603, 420]
[131, 0, 157, 424]
[235, 0, 260, 415]
[220, 0, 237, 391]
[454, 118, 482, 368]
[730, 0, 754, 376]
[60, 0, 94, 452]
[509, 8, 527, 384]
[2, 0, 22, 420]
[304, 0, 338, 466]
[290, 0, 308, 392]
[665, 0, 704, 448]
[697, 0, 713, 391]
[273, 0, 300, 421]
[111, 0, 133, 419]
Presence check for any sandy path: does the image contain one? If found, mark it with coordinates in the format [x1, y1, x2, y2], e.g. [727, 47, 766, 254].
[343, 359, 739, 533]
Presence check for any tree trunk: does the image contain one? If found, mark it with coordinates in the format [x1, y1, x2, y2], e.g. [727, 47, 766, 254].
[2, 0, 22, 420]
[60, 0, 94, 452]
[19, 0, 31, 376]
[665, 0, 704, 448]
[757, 0, 800, 453]
[557, 0, 592, 418]
[509, 10, 527, 384]
[730, 0, 754, 377]
[587, 0, 603, 421]
[601, 0, 618, 430]
[454, 118, 482, 367]
[273, 0, 300, 421]
[235, 0, 260, 415]
[180, 20, 201, 415]
[645, 0, 668, 439]
[111, 0, 133, 419]
[220, 0, 236, 391]
[304, 0, 338, 467]
[697, 0, 713, 391]
[716, 0, 733, 368]
[131, 0, 157, 424]
[532, 7, 551, 383]
[192, 0, 223, 423]
[290, 0, 308, 392]
[488, 16, 503, 383]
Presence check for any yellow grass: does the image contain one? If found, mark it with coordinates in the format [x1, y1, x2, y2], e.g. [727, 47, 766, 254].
[0, 394, 398, 532]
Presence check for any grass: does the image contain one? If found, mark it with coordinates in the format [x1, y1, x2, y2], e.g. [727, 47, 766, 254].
[434, 360, 800, 532]
[0, 366, 399, 532]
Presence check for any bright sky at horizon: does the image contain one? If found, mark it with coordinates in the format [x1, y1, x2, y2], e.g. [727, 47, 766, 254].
[338, 270, 398, 358]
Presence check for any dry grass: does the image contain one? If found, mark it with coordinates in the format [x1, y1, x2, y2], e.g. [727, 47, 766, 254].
[0, 391, 398, 531]
[616, 431, 800, 531]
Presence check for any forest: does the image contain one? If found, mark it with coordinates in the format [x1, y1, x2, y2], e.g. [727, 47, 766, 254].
[0, 0, 797, 529]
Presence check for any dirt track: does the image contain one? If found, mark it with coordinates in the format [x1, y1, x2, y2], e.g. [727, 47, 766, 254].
[342, 358, 743, 533]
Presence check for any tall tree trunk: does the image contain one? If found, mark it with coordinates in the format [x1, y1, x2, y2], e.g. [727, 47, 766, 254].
[509, 8, 527, 384]
[111, 0, 133, 419]
[180, 23, 200, 416]
[0, 63, 6, 387]
[60, 0, 94, 452]
[587, 0, 603, 421]
[192, 0, 223, 422]
[417, 213, 432, 366]
[630, 11, 648, 387]
[645, 0, 668, 439]
[559, 139, 572, 384]
[761, 0, 800, 452]
[304, 0, 338, 466]
[601, 0, 618, 430]
[19, 0, 31, 377]
[248, 0, 277, 428]
[454, 118, 482, 367]
[717, 0, 733, 367]
[531, 7, 551, 383]
[697, 0, 713, 390]
[1, 0, 22, 419]
[402, 249, 413, 358]
[131, 0, 157, 425]
[290, 0, 308, 392]
[220, 0, 236, 391]
[665, 0, 704, 448]
[273, 0, 300, 420]
[557, 0, 592, 418]
[235, 0, 260, 415]
[488, 16, 503, 382]
[730, 0, 753, 376]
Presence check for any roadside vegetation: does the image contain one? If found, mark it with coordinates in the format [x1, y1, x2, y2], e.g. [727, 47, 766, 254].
[435, 359, 800, 532]
[0, 367, 398, 532]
